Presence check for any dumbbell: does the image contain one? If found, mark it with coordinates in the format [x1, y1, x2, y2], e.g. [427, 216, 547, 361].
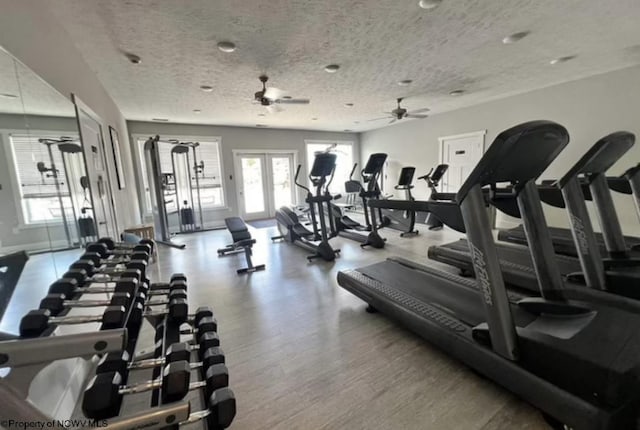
[19, 305, 126, 338]
[158, 387, 236, 430]
[149, 331, 221, 362]
[39, 292, 132, 316]
[70, 258, 147, 279]
[128, 296, 189, 325]
[48, 277, 142, 298]
[96, 342, 226, 381]
[87, 241, 152, 259]
[82, 359, 230, 419]
[97, 237, 155, 254]
[154, 314, 218, 342]
[80, 251, 150, 269]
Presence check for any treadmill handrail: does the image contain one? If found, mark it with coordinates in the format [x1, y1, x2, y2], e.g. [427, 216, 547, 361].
[557, 131, 635, 188]
[456, 121, 569, 202]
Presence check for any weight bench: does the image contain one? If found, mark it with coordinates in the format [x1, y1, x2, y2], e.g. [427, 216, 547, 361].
[217, 217, 265, 274]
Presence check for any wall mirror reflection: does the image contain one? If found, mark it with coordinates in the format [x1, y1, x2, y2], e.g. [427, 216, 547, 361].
[0, 47, 98, 334]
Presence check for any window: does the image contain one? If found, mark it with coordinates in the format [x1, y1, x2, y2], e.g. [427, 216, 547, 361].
[305, 141, 354, 195]
[9, 133, 82, 224]
[137, 137, 225, 215]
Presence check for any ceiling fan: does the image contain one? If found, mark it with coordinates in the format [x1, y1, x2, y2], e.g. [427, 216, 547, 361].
[253, 75, 310, 113]
[368, 98, 429, 124]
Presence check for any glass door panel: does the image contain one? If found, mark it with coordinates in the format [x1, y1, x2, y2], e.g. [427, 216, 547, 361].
[270, 155, 294, 212]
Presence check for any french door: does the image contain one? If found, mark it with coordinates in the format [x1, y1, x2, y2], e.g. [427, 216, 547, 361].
[235, 152, 296, 220]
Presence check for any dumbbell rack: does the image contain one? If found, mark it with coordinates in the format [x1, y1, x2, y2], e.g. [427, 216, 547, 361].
[0, 237, 235, 429]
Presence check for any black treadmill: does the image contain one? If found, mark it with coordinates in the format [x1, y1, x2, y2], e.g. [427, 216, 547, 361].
[430, 131, 640, 298]
[337, 121, 640, 429]
[498, 166, 640, 256]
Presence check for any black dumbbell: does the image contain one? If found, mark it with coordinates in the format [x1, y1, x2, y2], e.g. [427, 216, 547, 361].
[82, 359, 230, 419]
[19, 306, 126, 338]
[146, 273, 188, 291]
[80, 251, 150, 269]
[97, 237, 155, 254]
[68, 258, 146, 281]
[39, 292, 132, 316]
[154, 314, 218, 342]
[162, 387, 236, 430]
[87, 241, 152, 258]
[96, 342, 226, 384]
[150, 330, 221, 360]
[48, 277, 141, 298]
[128, 295, 189, 325]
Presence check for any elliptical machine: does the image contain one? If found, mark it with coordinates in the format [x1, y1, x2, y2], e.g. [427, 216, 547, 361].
[379, 166, 419, 237]
[418, 164, 449, 230]
[272, 152, 340, 262]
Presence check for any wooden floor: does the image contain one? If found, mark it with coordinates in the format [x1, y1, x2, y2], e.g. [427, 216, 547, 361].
[2, 223, 550, 429]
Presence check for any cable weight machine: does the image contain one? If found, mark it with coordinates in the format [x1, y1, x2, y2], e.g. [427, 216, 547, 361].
[33, 137, 97, 249]
[143, 136, 217, 249]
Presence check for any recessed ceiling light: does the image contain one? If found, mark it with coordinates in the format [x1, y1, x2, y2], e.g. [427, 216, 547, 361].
[418, 0, 442, 10]
[256, 124, 268, 128]
[125, 53, 142, 64]
[324, 64, 340, 73]
[354, 121, 360, 124]
[344, 103, 354, 107]
[152, 118, 169, 122]
[397, 79, 413, 86]
[200, 85, 214, 92]
[217, 41, 236, 53]
[311, 117, 318, 120]
[449, 89, 465, 96]
[258, 113, 266, 117]
[343, 129, 353, 132]
[0, 93, 18, 99]
[502, 31, 530, 44]
[550, 55, 576, 65]
[193, 109, 201, 114]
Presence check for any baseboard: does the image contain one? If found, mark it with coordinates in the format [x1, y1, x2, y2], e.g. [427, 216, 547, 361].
[0, 239, 72, 254]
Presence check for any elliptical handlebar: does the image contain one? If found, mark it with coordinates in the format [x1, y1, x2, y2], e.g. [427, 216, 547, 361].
[294, 164, 311, 194]
[417, 168, 434, 181]
[348, 163, 358, 180]
[325, 166, 337, 194]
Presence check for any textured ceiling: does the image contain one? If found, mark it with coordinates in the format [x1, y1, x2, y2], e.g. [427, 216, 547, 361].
[0, 49, 76, 118]
[41, 0, 640, 132]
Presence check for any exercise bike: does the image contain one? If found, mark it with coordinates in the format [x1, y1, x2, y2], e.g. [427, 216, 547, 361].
[418, 164, 449, 230]
[379, 166, 419, 237]
[272, 153, 340, 262]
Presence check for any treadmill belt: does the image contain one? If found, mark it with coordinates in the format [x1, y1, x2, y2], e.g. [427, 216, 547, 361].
[498, 225, 640, 257]
[355, 259, 535, 328]
[428, 239, 582, 292]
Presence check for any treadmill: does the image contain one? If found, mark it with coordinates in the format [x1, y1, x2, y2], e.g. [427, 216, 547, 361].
[429, 131, 640, 298]
[337, 121, 640, 429]
[498, 164, 640, 256]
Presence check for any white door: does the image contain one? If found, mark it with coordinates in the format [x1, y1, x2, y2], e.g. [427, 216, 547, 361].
[76, 107, 119, 237]
[235, 152, 295, 220]
[439, 131, 486, 193]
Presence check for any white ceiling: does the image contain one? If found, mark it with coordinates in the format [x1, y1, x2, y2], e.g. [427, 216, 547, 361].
[42, 0, 640, 132]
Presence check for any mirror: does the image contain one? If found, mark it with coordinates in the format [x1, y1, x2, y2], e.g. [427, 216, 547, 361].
[0, 46, 97, 333]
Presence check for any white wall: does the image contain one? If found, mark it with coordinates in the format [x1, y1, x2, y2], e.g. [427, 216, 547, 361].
[360, 65, 640, 235]
[128, 121, 360, 225]
[0, 0, 141, 231]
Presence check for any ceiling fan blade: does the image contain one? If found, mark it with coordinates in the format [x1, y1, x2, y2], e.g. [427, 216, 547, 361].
[368, 116, 391, 122]
[264, 87, 285, 100]
[266, 104, 284, 114]
[389, 119, 397, 124]
[410, 107, 430, 114]
[408, 114, 429, 119]
[276, 98, 310, 104]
